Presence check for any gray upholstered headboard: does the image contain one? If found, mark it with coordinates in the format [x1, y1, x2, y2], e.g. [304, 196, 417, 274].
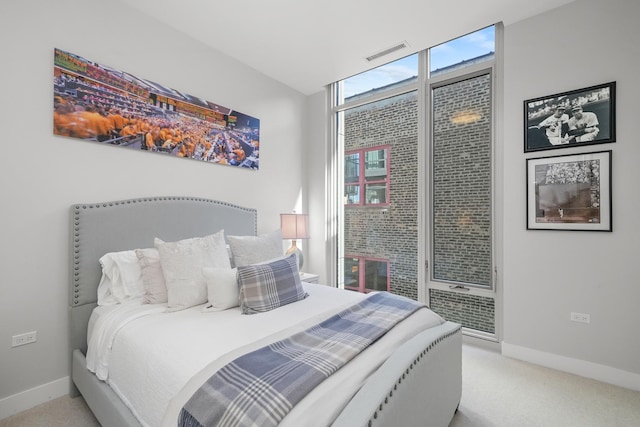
[69, 196, 257, 354]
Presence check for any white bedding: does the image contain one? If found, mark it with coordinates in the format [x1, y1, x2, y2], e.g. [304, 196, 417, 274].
[87, 283, 444, 427]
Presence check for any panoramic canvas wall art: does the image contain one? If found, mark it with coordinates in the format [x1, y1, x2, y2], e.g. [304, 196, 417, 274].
[53, 48, 260, 169]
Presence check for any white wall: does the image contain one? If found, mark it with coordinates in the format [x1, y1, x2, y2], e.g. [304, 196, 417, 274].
[502, 0, 640, 387]
[304, 91, 331, 284]
[0, 0, 307, 410]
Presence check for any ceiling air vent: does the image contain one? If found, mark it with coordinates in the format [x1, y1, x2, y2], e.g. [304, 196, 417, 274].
[366, 41, 408, 62]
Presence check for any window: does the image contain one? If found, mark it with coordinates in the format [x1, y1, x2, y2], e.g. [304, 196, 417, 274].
[343, 257, 390, 293]
[337, 90, 418, 299]
[333, 25, 499, 338]
[340, 53, 418, 102]
[427, 28, 497, 337]
[431, 73, 493, 288]
[344, 146, 390, 206]
[430, 26, 495, 75]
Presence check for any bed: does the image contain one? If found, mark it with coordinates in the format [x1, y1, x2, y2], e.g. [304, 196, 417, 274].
[69, 196, 462, 427]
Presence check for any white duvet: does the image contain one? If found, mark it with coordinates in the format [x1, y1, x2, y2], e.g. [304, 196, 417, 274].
[86, 283, 444, 427]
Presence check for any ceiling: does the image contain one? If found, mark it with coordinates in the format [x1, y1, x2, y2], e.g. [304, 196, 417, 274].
[117, 0, 575, 95]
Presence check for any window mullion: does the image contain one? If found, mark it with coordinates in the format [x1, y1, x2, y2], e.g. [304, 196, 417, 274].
[359, 149, 365, 205]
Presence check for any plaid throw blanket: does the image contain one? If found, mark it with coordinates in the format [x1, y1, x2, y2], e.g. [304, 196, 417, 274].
[178, 292, 424, 427]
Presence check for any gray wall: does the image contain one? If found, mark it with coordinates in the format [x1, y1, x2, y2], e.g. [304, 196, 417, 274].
[503, 0, 640, 377]
[0, 0, 307, 405]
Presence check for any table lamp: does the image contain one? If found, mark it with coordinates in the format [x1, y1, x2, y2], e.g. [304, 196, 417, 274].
[280, 213, 309, 270]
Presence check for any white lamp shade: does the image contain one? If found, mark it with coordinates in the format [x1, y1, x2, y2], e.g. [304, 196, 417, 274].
[280, 213, 309, 239]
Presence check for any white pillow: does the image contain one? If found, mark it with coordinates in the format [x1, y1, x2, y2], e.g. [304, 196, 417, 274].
[97, 250, 145, 305]
[202, 267, 239, 312]
[135, 248, 168, 304]
[227, 229, 283, 267]
[155, 230, 231, 312]
[96, 273, 119, 306]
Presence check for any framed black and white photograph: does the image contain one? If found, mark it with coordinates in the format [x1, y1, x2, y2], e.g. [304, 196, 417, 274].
[524, 82, 615, 153]
[526, 150, 612, 231]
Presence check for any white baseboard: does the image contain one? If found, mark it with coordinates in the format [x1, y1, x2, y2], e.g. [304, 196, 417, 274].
[0, 376, 69, 421]
[502, 342, 640, 392]
[463, 332, 501, 352]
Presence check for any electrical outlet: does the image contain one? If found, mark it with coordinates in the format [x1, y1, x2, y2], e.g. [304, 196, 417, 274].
[570, 312, 590, 324]
[11, 331, 37, 347]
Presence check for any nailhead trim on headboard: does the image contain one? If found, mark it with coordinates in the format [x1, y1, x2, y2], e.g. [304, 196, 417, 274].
[367, 324, 462, 425]
[73, 208, 80, 305]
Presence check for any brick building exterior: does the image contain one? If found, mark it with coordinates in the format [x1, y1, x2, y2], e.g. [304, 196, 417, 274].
[344, 91, 420, 300]
[343, 74, 495, 333]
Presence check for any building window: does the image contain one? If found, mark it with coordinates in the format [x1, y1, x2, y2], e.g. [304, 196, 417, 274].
[343, 256, 390, 293]
[344, 146, 390, 206]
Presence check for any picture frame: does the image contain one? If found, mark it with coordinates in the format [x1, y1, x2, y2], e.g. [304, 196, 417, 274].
[524, 82, 615, 153]
[53, 48, 260, 169]
[526, 150, 612, 231]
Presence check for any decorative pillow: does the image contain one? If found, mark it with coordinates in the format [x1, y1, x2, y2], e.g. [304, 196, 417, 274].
[155, 230, 231, 312]
[202, 267, 239, 312]
[237, 254, 308, 314]
[97, 250, 145, 305]
[135, 248, 168, 304]
[227, 229, 283, 267]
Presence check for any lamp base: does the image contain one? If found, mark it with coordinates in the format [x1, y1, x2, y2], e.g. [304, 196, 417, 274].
[285, 241, 304, 271]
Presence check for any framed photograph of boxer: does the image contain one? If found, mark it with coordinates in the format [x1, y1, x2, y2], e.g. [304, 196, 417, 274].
[524, 82, 616, 153]
[526, 150, 612, 231]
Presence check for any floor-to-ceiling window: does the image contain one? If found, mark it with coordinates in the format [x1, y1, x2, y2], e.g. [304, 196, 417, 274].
[426, 28, 497, 339]
[332, 26, 500, 340]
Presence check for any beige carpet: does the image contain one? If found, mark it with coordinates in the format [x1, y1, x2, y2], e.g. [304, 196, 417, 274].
[1, 344, 639, 426]
[0, 394, 99, 427]
[451, 345, 640, 427]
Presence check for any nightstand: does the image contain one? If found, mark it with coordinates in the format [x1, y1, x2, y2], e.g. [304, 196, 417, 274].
[299, 272, 319, 284]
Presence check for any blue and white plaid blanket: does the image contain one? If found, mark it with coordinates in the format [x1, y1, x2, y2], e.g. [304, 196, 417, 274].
[178, 292, 424, 427]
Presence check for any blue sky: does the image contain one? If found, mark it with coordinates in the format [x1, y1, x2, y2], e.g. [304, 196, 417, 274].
[343, 26, 495, 98]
